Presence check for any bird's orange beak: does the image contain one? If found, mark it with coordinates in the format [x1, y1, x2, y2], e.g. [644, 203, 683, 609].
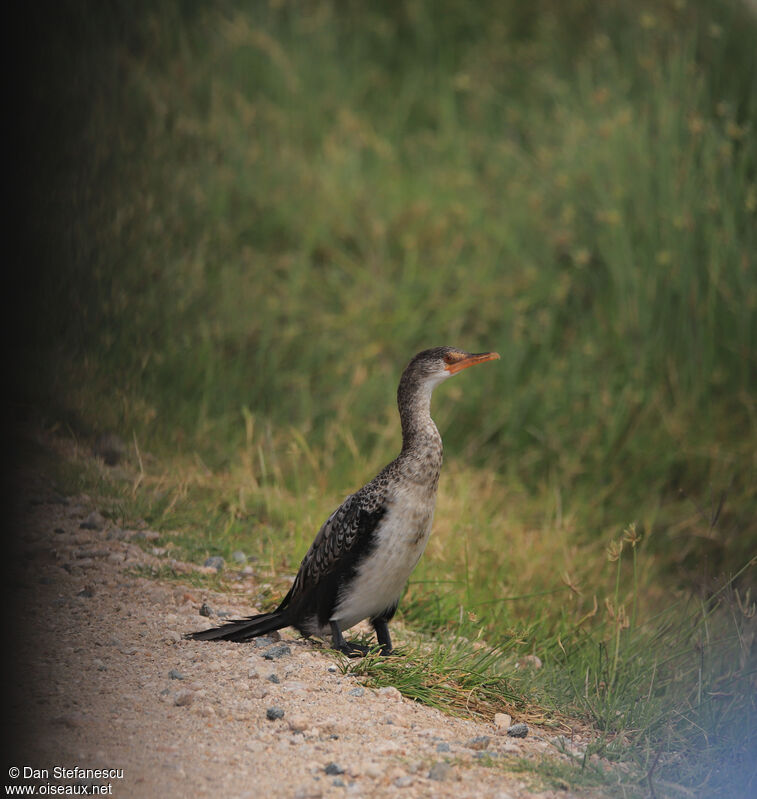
[444, 351, 500, 374]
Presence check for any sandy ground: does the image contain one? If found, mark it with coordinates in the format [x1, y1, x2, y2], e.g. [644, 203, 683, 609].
[4, 455, 590, 799]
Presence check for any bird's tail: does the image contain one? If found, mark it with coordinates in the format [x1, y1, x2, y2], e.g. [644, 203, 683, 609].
[185, 610, 288, 643]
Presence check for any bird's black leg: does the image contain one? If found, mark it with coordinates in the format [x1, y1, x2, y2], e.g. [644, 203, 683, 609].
[371, 616, 394, 656]
[330, 621, 369, 657]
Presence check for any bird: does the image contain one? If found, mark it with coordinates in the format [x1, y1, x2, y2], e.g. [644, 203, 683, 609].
[187, 346, 499, 656]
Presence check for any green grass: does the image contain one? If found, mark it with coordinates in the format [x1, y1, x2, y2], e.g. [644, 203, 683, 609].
[342, 637, 526, 721]
[15, 1, 757, 796]
[41, 423, 756, 797]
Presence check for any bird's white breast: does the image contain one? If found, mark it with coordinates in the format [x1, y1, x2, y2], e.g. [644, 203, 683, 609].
[330, 485, 436, 632]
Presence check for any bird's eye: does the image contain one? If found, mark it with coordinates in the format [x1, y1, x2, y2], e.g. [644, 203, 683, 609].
[443, 353, 456, 365]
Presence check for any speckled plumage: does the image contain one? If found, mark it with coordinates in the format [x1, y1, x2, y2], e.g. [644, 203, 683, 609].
[187, 346, 499, 654]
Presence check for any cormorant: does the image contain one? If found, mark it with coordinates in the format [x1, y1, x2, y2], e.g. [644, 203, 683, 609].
[187, 347, 499, 655]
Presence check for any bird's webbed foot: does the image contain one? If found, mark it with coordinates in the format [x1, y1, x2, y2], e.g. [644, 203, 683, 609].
[330, 621, 369, 658]
[336, 640, 371, 658]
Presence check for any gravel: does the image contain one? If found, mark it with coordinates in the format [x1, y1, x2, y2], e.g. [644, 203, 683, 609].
[80, 511, 105, 531]
[11, 444, 563, 799]
[286, 714, 309, 732]
[429, 762, 452, 781]
[199, 603, 213, 617]
[469, 735, 490, 750]
[377, 686, 402, 701]
[203, 556, 225, 572]
[174, 690, 194, 707]
[263, 644, 291, 660]
[493, 712, 512, 732]
[324, 763, 344, 775]
[507, 723, 529, 738]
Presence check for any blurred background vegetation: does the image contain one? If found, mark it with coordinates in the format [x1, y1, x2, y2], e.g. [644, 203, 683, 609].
[11, 0, 756, 794]
[17, 0, 755, 575]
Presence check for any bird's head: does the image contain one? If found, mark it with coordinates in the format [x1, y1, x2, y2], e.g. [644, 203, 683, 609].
[401, 346, 500, 391]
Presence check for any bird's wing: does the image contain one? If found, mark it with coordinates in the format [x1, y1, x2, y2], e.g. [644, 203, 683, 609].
[279, 487, 386, 608]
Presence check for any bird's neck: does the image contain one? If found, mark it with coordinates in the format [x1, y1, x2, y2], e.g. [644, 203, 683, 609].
[397, 380, 443, 485]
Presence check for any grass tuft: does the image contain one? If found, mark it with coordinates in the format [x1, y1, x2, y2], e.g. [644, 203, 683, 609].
[342, 637, 532, 722]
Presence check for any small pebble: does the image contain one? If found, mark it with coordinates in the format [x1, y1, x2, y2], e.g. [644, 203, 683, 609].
[494, 712, 512, 732]
[332, 778, 345, 787]
[266, 707, 285, 721]
[77, 586, 95, 598]
[267, 673, 280, 684]
[252, 637, 275, 648]
[231, 550, 247, 564]
[348, 687, 364, 697]
[394, 776, 414, 787]
[378, 686, 402, 701]
[428, 762, 451, 781]
[281, 681, 307, 692]
[80, 511, 105, 531]
[54, 528, 65, 535]
[199, 603, 213, 617]
[469, 735, 490, 750]
[174, 690, 194, 707]
[507, 722, 529, 738]
[436, 742, 450, 753]
[324, 763, 344, 775]
[263, 644, 291, 661]
[287, 714, 309, 732]
[203, 556, 224, 572]
[168, 669, 184, 680]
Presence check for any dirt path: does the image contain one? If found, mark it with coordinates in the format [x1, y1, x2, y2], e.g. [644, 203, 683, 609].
[4, 455, 586, 799]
